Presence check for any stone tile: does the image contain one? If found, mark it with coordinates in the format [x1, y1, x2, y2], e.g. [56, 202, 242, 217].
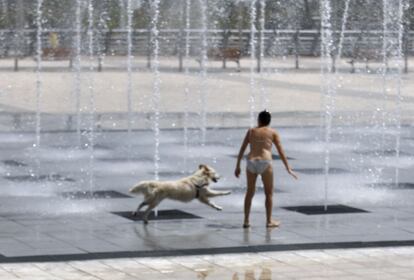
[1, 263, 54, 278]
[0, 269, 20, 279]
[101, 258, 159, 278]
[168, 256, 214, 271]
[136, 257, 191, 273]
[68, 239, 125, 253]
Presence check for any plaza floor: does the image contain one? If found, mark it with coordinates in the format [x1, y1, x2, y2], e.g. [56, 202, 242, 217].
[0, 56, 414, 276]
[1, 56, 414, 130]
[0, 126, 413, 263]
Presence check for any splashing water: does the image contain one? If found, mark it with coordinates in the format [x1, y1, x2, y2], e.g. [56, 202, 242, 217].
[394, 0, 409, 186]
[380, 0, 409, 187]
[126, 0, 133, 152]
[150, 0, 161, 217]
[35, 0, 43, 149]
[34, 0, 43, 177]
[249, 0, 257, 127]
[320, 0, 336, 211]
[150, 0, 161, 183]
[199, 0, 208, 145]
[258, 0, 267, 109]
[73, 0, 82, 145]
[183, 0, 191, 172]
[336, 0, 351, 61]
[87, 0, 95, 194]
[381, 0, 390, 151]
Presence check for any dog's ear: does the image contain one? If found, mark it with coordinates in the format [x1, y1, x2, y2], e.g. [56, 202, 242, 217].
[199, 164, 207, 170]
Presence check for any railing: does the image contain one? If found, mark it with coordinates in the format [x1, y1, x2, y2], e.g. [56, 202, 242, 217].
[0, 29, 413, 72]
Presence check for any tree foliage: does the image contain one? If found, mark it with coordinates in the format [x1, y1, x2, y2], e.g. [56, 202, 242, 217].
[0, 0, 412, 31]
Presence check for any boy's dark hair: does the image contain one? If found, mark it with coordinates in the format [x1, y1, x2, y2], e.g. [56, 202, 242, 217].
[258, 110, 271, 126]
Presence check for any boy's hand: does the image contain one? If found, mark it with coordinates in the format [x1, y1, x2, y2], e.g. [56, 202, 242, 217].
[234, 166, 241, 178]
[287, 168, 298, 180]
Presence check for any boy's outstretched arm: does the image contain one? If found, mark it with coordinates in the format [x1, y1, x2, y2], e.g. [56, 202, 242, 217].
[235, 129, 250, 178]
[273, 131, 298, 179]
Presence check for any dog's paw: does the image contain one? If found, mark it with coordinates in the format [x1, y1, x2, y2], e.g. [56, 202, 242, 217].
[225, 191, 232, 195]
[143, 220, 149, 225]
[216, 207, 223, 211]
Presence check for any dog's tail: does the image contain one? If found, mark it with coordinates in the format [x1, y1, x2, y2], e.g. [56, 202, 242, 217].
[129, 182, 148, 194]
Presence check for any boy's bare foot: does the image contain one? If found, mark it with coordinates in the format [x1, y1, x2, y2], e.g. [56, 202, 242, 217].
[266, 220, 280, 228]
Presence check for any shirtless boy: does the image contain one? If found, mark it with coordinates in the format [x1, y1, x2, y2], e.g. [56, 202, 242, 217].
[234, 110, 298, 228]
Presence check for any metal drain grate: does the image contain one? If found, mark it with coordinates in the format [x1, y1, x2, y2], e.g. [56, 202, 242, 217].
[293, 168, 349, 174]
[282, 204, 369, 215]
[367, 183, 414, 189]
[60, 190, 132, 199]
[98, 156, 153, 162]
[355, 150, 411, 157]
[225, 186, 285, 193]
[148, 171, 193, 177]
[2, 160, 27, 167]
[229, 155, 295, 160]
[112, 210, 201, 221]
[5, 174, 75, 182]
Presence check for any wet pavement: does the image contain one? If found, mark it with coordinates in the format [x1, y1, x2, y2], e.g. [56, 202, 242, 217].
[0, 126, 413, 262]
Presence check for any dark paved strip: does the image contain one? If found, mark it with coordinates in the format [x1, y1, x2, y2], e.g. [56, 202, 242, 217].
[282, 204, 369, 215]
[147, 171, 194, 177]
[293, 168, 350, 174]
[0, 240, 413, 263]
[60, 191, 132, 199]
[224, 186, 286, 193]
[229, 155, 295, 160]
[354, 150, 412, 157]
[367, 183, 414, 189]
[5, 174, 75, 183]
[112, 210, 202, 221]
[2, 160, 28, 167]
[98, 157, 153, 162]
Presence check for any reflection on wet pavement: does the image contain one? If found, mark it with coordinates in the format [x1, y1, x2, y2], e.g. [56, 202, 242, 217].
[1, 247, 413, 279]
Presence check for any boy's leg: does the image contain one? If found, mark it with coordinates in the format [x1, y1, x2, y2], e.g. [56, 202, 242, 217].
[244, 169, 257, 227]
[261, 165, 279, 227]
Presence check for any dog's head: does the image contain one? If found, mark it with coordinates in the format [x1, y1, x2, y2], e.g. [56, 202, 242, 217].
[198, 164, 220, 183]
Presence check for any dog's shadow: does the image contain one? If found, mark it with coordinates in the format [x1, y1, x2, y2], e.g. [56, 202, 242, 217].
[132, 221, 211, 249]
[133, 224, 161, 249]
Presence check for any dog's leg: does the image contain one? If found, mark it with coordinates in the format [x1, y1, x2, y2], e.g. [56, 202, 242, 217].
[132, 201, 148, 216]
[142, 199, 162, 224]
[205, 189, 232, 197]
[199, 197, 223, 211]
[142, 206, 153, 225]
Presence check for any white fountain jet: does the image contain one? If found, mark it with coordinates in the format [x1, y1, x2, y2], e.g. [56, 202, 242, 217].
[87, 0, 96, 195]
[381, 0, 409, 187]
[35, 0, 43, 149]
[320, 0, 336, 211]
[248, 0, 257, 128]
[34, 0, 43, 178]
[126, 0, 134, 153]
[198, 0, 208, 146]
[150, 0, 161, 217]
[73, 0, 82, 145]
[183, 0, 192, 173]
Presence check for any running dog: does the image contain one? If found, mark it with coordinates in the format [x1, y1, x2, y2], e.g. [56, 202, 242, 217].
[129, 164, 231, 224]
